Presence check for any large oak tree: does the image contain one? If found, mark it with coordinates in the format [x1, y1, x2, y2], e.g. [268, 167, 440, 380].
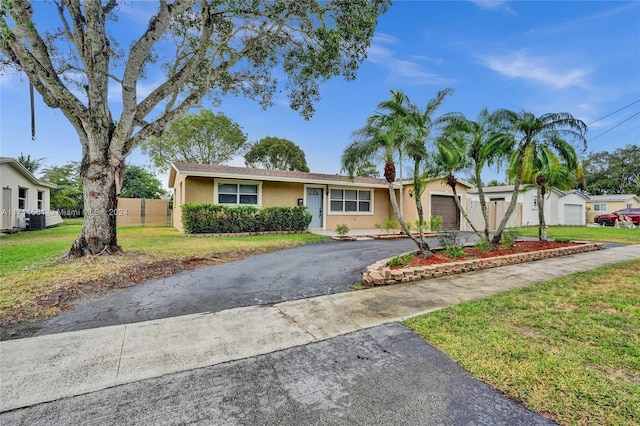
[1, 0, 389, 257]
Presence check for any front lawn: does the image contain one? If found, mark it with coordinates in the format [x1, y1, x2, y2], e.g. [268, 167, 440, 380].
[405, 259, 640, 426]
[0, 219, 328, 323]
[515, 225, 640, 245]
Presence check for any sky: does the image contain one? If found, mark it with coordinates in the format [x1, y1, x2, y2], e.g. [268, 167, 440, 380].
[1, 0, 639, 188]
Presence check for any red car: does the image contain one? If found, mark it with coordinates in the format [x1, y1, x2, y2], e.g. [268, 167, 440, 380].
[594, 208, 640, 226]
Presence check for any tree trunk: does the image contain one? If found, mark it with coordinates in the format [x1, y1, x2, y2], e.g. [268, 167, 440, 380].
[491, 168, 522, 245]
[447, 175, 481, 237]
[387, 182, 430, 257]
[68, 142, 125, 258]
[475, 165, 491, 240]
[537, 186, 546, 241]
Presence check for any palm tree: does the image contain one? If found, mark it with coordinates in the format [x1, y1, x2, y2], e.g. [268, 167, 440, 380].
[509, 133, 584, 240]
[17, 153, 45, 174]
[436, 108, 513, 241]
[342, 119, 427, 252]
[490, 110, 587, 244]
[375, 88, 454, 249]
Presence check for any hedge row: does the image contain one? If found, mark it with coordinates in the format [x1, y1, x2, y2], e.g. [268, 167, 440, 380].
[182, 204, 312, 234]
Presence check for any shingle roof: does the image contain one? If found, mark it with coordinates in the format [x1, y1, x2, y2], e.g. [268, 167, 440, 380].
[587, 194, 640, 202]
[170, 162, 389, 187]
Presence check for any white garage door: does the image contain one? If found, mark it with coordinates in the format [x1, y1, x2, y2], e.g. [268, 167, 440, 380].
[564, 204, 582, 225]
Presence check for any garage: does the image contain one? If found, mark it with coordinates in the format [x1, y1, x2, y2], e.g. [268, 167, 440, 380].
[564, 204, 582, 225]
[431, 195, 460, 230]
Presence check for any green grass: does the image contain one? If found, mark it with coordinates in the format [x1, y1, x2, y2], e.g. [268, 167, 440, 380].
[515, 226, 640, 245]
[0, 219, 329, 321]
[405, 260, 640, 426]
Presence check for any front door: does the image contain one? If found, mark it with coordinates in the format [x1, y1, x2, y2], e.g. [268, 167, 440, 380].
[306, 187, 323, 228]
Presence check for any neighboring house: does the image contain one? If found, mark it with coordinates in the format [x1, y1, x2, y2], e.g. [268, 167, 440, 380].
[467, 185, 588, 229]
[586, 194, 640, 223]
[1, 157, 62, 231]
[168, 162, 471, 232]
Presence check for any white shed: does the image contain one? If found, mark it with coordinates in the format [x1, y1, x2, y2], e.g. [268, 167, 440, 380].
[1, 157, 61, 231]
[467, 185, 588, 228]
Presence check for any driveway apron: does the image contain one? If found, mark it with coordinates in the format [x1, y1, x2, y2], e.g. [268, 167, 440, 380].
[32, 238, 432, 336]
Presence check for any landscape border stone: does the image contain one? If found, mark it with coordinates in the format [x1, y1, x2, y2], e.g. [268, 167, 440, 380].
[362, 241, 605, 286]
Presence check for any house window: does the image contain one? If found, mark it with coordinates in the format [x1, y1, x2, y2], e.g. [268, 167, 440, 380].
[593, 203, 607, 212]
[217, 182, 259, 205]
[330, 189, 371, 213]
[37, 191, 44, 210]
[18, 187, 27, 210]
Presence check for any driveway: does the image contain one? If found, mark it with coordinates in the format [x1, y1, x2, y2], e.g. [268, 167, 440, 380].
[30, 236, 476, 337]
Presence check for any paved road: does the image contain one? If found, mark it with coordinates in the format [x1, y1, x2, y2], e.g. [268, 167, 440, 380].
[1, 324, 555, 426]
[29, 236, 480, 337]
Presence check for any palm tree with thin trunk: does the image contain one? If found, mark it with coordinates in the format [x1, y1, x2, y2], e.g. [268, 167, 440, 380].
[436, 108, 513, 241]
[342, 119, 427, 253]
[490, 110, 587, 244]
[508, 133, 584, 240]
[375, 88, 454, 249]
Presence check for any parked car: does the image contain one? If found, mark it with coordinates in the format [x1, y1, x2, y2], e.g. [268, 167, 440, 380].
[594, 208, 640, 226]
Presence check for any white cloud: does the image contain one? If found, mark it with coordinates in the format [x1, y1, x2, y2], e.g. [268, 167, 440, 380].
[367, 33, 452, 85]
[478, 49, 589, 89]
[468, 0, 515, 15]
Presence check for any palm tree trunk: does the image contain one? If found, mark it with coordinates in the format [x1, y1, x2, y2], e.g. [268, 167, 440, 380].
[491, 169, 522, 244]
[537, 186, 546, 241]
[448, 177, 481, 236]
[475, 165, 491, 240]
[387, 182, 430, 256]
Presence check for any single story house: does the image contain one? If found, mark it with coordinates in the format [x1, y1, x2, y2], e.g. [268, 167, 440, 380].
[168, 162, 471, 233]
[1, 157, 61, 230]
[467, 185, 589, 229]
[586, 194, 640, 223]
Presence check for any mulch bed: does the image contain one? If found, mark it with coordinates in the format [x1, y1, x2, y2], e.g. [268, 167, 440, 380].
[396, 240, 578, 268]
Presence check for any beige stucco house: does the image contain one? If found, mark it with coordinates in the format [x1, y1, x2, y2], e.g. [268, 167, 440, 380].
[168, 162, 471, 233]
[1, 157, 61, 231]
[586, 194, 640, 223]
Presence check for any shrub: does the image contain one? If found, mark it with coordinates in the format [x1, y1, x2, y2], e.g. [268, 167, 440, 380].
[438, 231, 464, 259]
[335, 224, 350, 236]
[445, 245, 465, 259]
[182, 204, 312, 234]
[388, 253, 415, 267]
[384, 216, 399, 233]
[502, 229, 520, 248]
[429, 215, 443, 232]
[475, 237, 493, 254]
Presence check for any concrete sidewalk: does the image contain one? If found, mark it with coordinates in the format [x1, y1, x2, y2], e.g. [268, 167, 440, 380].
[2, 244, 639, 412]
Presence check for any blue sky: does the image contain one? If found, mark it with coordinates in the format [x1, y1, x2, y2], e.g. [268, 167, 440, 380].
[1, 0, 639, 187]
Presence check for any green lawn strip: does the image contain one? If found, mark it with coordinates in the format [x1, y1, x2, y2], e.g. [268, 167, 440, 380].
[0, 221, 328, 276]
[404, 259, 640, 426]
[515, 226, 640, 245]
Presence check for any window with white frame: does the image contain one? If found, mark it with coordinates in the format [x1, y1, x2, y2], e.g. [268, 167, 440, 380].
[18, 187, 27, 209]
[217, 182, 259, 205]
[37, 191, 44, 210]
[592, 203, 607, 211]
[330, 189, 371, 213]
